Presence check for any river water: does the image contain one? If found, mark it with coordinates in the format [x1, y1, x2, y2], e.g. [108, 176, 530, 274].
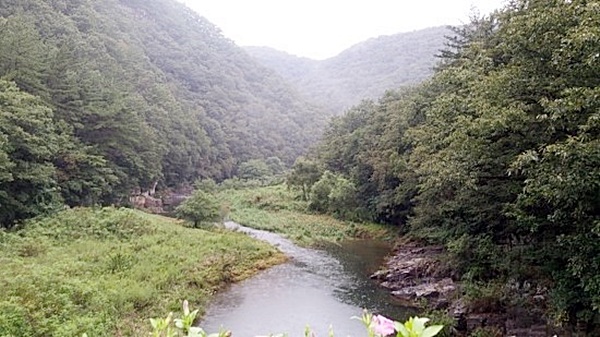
[200, 222, 412, 337]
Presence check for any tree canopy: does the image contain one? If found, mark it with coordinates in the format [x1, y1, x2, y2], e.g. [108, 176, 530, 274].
[0, 0, 328, 226]
[312, 0, 600, 327]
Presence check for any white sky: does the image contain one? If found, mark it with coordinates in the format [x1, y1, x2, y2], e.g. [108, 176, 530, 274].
[180, 0, 506, 60]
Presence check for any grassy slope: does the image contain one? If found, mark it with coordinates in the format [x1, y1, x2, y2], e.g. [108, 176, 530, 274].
[0, 207, 285, 336]
[217, 184, 396, 246]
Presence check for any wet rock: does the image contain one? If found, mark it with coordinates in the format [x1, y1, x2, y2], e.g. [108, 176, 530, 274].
[370, 243, 457, 310]
[451, 299, 468, 332]
[372, 242, 571, 336]
[392, 278, 455, 299]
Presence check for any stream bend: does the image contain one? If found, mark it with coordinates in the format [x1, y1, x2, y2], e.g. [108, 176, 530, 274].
[200, 221, 409, 337]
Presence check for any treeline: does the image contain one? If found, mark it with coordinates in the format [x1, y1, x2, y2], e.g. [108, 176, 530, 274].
[0, 0, 326, 227]
[303, 0, 599, 328]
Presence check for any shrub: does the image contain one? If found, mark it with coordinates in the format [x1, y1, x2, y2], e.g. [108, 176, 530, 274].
[175, 190, 220, 227]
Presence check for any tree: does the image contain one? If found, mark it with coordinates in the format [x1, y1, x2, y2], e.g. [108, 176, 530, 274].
[0, 14, 49, 97]
[286, 157, 322, 200]
[0, 80, 63, 227]
[308, 171, 337, 213]
[238, 159, 271, 181]
[0, 0, 329, 215]
[175, 190, 220, 227]
[311, 0, 600, 327]
[265, 156, 285, 175]
[309, 171, 360, 221]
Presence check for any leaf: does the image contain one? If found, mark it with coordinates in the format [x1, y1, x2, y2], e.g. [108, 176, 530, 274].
[411, 317, 430, 334]
[188, 327, 206, 337]
[394, 321, 410, 337]
[420, 325, 444, 337]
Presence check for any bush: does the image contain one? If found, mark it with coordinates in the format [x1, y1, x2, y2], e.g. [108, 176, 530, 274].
[0, 302, 35, 337]
[309, 171, 361, 221]
[175, 190, 220, 227]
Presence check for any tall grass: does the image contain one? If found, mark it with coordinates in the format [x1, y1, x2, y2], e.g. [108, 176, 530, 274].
[0, 207, 284, 336]
[217, 184, 396, 246]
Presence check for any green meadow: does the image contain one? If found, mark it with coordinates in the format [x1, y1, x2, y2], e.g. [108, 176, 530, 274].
[217, 184, 395, 246]
[0, 207, 284, 336]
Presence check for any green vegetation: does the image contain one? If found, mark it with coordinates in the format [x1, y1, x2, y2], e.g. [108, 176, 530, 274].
[0, 207, 284, 336]
[311, 0, 600, 330]
[286, 157, 322, 201]
[1, 0, 598, 334]
[217, 184, 394, 246]
[175, 190, 220, 227]
[0, 0, 328, 227]
[150, 302, 444, 337]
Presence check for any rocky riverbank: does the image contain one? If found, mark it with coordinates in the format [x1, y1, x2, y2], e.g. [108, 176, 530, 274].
[371, 242, 569, 337]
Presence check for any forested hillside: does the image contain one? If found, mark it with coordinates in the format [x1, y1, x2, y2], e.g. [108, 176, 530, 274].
[245, 26, 449, 113]
[0, 0, 327, 226]
[308, 0, 600, 330]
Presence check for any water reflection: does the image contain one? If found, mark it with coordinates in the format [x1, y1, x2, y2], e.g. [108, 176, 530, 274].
[322, 240, 415, 319]
[200, 222, 410, 337]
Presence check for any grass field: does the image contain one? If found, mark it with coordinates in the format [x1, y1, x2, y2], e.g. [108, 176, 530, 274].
[0, 207, 285, 336]
[217, 184, 396, 246]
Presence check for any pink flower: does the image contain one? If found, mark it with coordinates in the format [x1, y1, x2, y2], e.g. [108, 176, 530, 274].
[371, 314, 396, 336]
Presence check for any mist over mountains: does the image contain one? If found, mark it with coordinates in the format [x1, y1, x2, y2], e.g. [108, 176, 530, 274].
[245, 26, 449, 113]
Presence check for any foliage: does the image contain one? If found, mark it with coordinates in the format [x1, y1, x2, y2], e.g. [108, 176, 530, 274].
[312, 0, 600, 328]
[265, 156, 286, 175]
[0, 207, 284, 336]
[238, 159, 272, 181]
[356, 311, 444, 337]
[0, 0, 329, 225]
[309, 171, 362, 221]
[175, 190, 221, 227]
[148, 304, 443, 337]
[308, 171, 337, 213]
[149, 300, 229, 337]
[216, 184, 394, 246]
[0, 79, 64, 226]
[286, 157, 322, 200]
[194, 178, 219, 194]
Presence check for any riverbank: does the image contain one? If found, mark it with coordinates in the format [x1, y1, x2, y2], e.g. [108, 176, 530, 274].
[0, 207, 285, 336]
[201, 221, 410, 336]
[217, 184, 395, 246]
[373, 241, 573, 337]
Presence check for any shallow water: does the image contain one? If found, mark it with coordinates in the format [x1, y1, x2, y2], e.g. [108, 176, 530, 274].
[200, 222, 411, 337]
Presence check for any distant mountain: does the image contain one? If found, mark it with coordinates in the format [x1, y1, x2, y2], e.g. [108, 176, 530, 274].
[245, 26, 450, 113]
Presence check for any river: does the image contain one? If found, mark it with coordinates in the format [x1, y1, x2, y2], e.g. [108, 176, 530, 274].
[200, 222, 412, 337]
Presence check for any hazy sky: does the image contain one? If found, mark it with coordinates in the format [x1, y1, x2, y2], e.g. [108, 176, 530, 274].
[180, 0, 506, 60]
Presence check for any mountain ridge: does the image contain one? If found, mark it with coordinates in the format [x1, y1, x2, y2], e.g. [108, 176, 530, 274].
[245, 26, 451, 113]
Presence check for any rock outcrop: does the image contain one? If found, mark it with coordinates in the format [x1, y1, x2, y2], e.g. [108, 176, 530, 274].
[372, 242, 572, 336]
[371, 244, 456, 310]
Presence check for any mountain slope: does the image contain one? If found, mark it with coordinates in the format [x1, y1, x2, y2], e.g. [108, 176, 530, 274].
[0, 0, 328, 224]
[245, 26, 450, 113]
[0, 0, 326, 188]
